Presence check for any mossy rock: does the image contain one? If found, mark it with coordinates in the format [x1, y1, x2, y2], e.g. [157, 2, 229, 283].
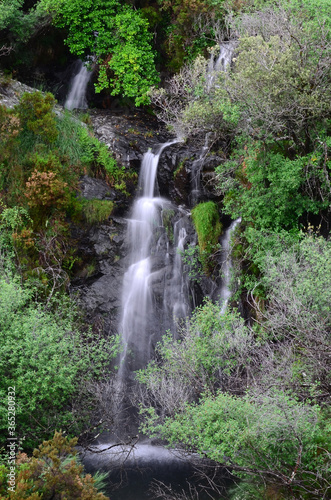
[191, 201, 222, 274]
[74, 198, 114, 225]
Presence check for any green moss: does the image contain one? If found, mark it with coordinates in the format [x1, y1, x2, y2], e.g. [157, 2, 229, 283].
[191, 201, 222, 274]
[162, 208, 175, 243]
[81, 199, 114, 224]
[173, 159, 187, 179]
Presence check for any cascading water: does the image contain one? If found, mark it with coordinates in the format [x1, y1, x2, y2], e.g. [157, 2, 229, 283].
[163, 215, 191, 327]
[119, 141, 186, 380]
[88, 40, 239, 499]
[81, 44, 240, 500]
[207, 41, 236, 91]
[65, 59, 93, 110]
[219, 218, 241, 314]
[191, 42, 236, 205]
[190, 132, 213, 206]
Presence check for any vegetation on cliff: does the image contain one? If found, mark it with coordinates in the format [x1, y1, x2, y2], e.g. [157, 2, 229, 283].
[0, 91, 125, 455]
[0, 0, 330, 498]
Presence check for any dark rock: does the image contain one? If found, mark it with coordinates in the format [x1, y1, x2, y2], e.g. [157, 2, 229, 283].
[81, 271, 123, 314]
[89, 110, 170, 170]
[71, 216, 128, 334]
[79, 176, 116, 200]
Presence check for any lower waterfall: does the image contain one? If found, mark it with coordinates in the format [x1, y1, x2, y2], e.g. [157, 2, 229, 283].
[220, 217, 241, 314]
[118, 140, 190, 381]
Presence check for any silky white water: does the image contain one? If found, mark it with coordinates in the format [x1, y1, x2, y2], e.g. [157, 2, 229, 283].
[220, 218, 241, 314]
[207, 41, 236, 92]
[119, 141, 179, 379]
[65, 60, 93, 110]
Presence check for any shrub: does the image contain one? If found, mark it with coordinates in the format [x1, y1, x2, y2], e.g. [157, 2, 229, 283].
[0, 272, 120, 450]
[25, 170, 69, 211]
[17, 92, 58, 144]
[0, 431, 109, 499]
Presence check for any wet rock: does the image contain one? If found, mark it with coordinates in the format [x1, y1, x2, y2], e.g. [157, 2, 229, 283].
[89, 110, 170, 170]
[71, 216, 128, 334]
[79, 176, 116, 200]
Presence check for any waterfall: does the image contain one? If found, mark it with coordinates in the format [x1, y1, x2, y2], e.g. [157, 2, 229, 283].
[116, 37, 236, 397]
[219, 218, 241, 314]
[65, 60, 93, 110]
[207, 41, 236, 92]
[119, 141, 180, 380]
[191, 42, 235, 205]
[214, 41, 236, 72]
[190, 132, 212, 206]
[163, 215, 191, 327]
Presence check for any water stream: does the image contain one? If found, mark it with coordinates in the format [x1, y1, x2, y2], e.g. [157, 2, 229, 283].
[219, 218, 241, 314]
[65, 59, 93, 110]
[119, 140, 188, 381]
[207, 41, 236, 91]
[190, 42, 236, 205]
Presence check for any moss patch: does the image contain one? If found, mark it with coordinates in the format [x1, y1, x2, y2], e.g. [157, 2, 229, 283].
[191, 201, 222, 274]
[81, 199, 114, 224]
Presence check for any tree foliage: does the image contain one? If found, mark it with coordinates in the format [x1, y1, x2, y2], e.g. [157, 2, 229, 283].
[50, 0, 160, 105]
[217, 138, 331, 231]
[0, 0, 50, 55]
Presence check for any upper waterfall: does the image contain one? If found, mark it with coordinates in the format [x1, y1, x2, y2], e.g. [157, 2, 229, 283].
[206, 41, 235, 92]
[65, 60, 93, 110]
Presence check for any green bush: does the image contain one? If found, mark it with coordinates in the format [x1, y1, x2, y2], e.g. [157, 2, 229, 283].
[0, 272, 119, 450]
[18, 92, 58, 144]
[217, 140, 331, 232]
[153, 391, 330, 499]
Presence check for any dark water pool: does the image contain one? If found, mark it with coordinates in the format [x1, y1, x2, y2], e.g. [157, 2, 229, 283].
[82, 444, 231, 499]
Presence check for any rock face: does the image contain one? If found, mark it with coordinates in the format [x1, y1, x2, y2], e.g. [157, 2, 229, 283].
[79, 176, 116, 201]
[72, 216, 128, 334]
[89, 109, 169, 169]
[0, 74, 49, 108]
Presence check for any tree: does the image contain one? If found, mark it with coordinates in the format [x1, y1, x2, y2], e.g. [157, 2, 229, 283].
[46, 0, 160, 105]
[0, 0, 51, 55]
[210, 1, 331, 232]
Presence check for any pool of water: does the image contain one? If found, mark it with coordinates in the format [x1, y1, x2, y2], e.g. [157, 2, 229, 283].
[82, 443, 230, 499]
